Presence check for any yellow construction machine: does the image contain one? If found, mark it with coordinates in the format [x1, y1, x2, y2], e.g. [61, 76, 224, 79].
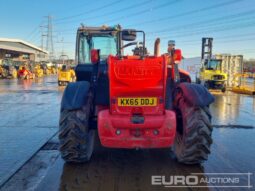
[34, 64, 44, 78]
[0, 60, 18, 79]
[231, 73, 255, 95]
[58, 65, 76, 86]
[17, 64, 35, 79]
[196, 38, 227, 92]
[0, 65, 4, 78]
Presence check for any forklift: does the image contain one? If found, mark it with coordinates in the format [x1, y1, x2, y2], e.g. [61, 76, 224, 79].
[196, 38, 227, 92]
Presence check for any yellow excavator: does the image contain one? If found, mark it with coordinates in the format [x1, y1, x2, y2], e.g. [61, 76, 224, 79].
[196, 38, 227, 92]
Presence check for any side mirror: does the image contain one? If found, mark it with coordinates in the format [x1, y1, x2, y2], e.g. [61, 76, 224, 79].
[174, 49, 182, 64]
[122, 29, 137, 41]
[91, 49, 100, 64]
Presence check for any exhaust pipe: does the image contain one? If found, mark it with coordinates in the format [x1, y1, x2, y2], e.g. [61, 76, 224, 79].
[154, 38, 160, 57]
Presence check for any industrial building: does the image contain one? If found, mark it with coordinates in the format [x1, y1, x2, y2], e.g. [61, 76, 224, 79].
[0, 38, 48, 64]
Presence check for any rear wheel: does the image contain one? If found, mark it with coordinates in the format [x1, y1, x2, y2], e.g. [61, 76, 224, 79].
[173, 89, 213, 164]
[221, 85, 226, 93]
[59, 93, 95, 163]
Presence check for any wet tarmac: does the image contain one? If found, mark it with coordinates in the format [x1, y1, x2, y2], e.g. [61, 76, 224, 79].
[0, 77, 254, 191]
[0, 77, 62, 187]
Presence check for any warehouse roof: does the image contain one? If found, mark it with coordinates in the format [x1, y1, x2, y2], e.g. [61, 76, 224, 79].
[0, 38, 48, 54]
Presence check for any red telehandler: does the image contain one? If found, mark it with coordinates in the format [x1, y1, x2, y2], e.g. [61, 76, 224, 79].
[59, 26, 214, 164]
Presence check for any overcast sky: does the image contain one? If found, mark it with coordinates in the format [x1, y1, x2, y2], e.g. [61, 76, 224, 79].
[0, 0, 254, 59]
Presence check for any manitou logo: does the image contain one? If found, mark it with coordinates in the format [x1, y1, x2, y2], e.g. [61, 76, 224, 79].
[114, 65, 161, 79]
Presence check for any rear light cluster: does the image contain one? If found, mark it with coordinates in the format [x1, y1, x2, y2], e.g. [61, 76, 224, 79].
[115, 128, 160, 137]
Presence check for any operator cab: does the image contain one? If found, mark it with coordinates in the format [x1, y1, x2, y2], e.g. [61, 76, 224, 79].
[75, 26, 119, 82]
[75, 25, 144, 105]
[76, 26, 147, 68]
[78, 33, 117, 63]
[204, 59, 222, 70]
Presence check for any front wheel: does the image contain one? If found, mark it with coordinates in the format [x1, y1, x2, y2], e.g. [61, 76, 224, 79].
[173, 90, 213, 164]
[59, 94, 95, 163]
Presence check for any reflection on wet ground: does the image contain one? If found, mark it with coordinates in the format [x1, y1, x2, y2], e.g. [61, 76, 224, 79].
[211, 91, 255, 127]
[0, 77, 62, 186]
[0, 77, 254, 191]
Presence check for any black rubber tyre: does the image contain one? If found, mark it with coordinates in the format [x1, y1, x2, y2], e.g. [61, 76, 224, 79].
[195, 77, 201, 84]
[204, 81, 209, 89]
[221, 86, 226, 93]
[173, 89, 213, 164]
[59, 93, 95, 163]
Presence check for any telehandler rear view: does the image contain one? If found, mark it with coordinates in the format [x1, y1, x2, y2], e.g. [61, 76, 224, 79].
[59, 25, 214, 164]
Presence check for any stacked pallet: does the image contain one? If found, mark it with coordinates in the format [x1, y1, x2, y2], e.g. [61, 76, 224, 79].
[215, 54, 243, 87]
